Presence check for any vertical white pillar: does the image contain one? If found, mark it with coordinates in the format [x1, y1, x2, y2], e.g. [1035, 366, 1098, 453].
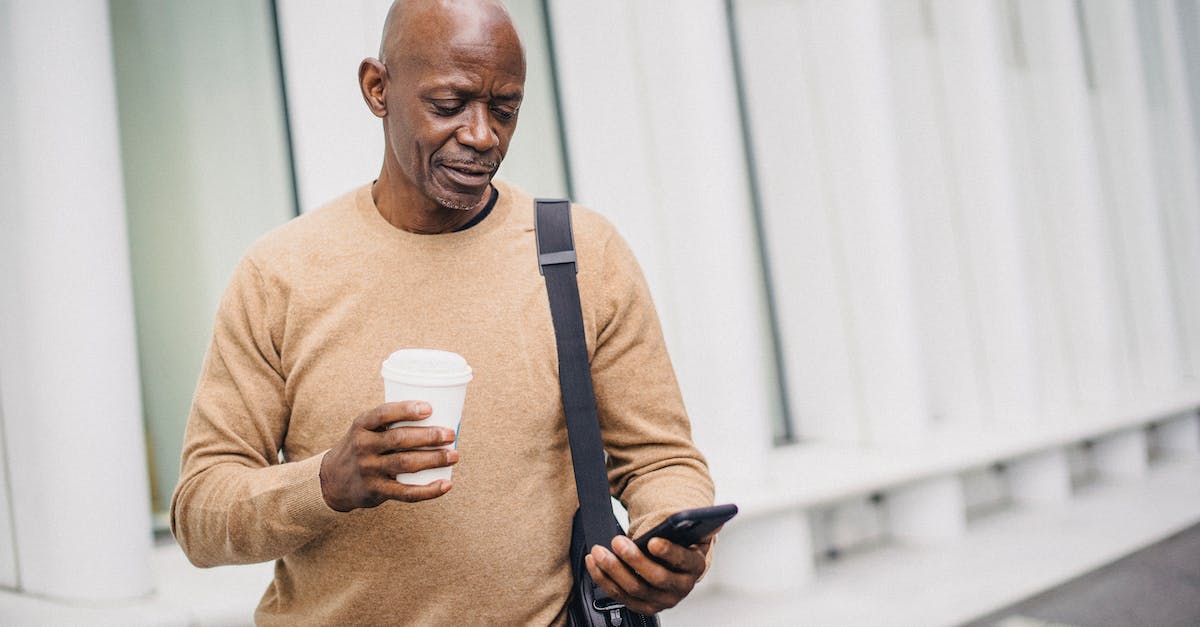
[1083, 0, 1182, 394]
[887, 476, 967, 544]
[811, 0, 930, 445]
[711, 511, 815, 595]
[1145, 0, 1200, 381]
[551, 0, 775, 486]
[0, 1, 153, 601]
[880, 1, 986, 428]
[930, 0, 1041, 424]
[275, 0, 391, 211]
[1092, 429, 1150, 480]
[1154, 413, 1200, 455]
[1005, 0, 1126, 409]
[0, 5, 19, 591]
[731, 0, 861, 444]
[1007, 448, 1073, 504]
[0, 392, 15, 589]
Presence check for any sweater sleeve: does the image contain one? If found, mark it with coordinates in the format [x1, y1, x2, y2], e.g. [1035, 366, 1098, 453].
[589, 227, 716, 538]
[170, 257, 341, 567]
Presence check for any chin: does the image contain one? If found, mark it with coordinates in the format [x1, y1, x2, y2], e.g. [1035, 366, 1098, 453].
[432, 186, 486, 212]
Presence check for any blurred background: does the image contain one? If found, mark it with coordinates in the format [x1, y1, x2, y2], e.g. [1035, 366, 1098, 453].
[2, 0, 1199, 625]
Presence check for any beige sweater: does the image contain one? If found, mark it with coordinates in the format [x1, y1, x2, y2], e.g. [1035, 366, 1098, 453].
[170, 180, 714, 625]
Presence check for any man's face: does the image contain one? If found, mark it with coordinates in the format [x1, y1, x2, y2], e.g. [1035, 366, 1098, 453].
[381, 12, 525, 211]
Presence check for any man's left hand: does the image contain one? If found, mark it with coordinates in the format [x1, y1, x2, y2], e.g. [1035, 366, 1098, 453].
[584, 531, 715, 615]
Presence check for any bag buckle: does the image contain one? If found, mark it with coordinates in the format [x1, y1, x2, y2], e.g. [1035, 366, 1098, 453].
[593, 598, 625, 626]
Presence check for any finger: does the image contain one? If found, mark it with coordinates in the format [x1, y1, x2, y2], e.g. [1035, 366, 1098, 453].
[380, 425, 456, 451]
[591, 544, 676, 610]
[379, 448, 459, 476]
[357, 401, 432, 431]
[370, 477, 453, 503]
[647, 537, 707, 575]
[611, 536, 693, 597]
[584, 554, 629, 608]
[586, 550, 660, 616]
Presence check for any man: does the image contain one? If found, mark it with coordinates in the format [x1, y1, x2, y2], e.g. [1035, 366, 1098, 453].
[171, 1, 716, 623]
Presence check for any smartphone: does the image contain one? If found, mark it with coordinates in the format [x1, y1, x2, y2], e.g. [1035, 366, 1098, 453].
[632, 503, 738, 556]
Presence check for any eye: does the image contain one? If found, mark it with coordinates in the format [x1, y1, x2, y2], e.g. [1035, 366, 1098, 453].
[431, 100, 464, 116]
[491, 105, 518, 121]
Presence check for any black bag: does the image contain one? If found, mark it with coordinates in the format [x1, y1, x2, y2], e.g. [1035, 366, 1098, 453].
[535, 199, 660, 627]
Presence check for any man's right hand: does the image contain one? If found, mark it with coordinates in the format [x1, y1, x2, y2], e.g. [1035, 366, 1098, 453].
[319, 401, 458, 512]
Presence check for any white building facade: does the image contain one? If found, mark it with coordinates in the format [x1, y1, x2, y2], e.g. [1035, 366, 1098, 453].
[2, 1, 1200, 624]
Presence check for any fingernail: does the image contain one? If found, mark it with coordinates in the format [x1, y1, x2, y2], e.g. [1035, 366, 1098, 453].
[447, 450, 460, 464]
[443, 429, 456, 443]
[440, 480, 452, 493]
[417, 402, 432, 414]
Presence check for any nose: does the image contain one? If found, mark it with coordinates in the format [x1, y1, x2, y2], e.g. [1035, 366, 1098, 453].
[456, 103, 500, 153]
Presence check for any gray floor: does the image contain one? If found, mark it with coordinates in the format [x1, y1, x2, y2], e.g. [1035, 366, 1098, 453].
[967, 523, 1200, 627]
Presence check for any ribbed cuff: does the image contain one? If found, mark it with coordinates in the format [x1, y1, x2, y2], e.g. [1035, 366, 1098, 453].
[280, 450, 342, 529]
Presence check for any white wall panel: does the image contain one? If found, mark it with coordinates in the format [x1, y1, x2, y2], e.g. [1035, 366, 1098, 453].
[806, 0, 931, 445]
[928, 0, 1040, 424]
[550, 0, 776, 487]
[275, 0, 391, 211]
[1147, 0, 1200, 382]
[734, 0, 861, 444]
[1082, 0, 1182, 394]
[1002, 0, 1125, 410]
[1179, 0, 1200, 168]
[0, 386, 16, 589]
[0, 5, 20, 591]
[735, 0, 931, 445]
[882, 1, 985, 428]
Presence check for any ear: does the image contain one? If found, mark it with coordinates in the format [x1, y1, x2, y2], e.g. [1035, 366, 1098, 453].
[359, 58, 388, 118]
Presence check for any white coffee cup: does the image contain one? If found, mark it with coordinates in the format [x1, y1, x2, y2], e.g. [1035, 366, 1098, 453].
[380, 348, 473, 485]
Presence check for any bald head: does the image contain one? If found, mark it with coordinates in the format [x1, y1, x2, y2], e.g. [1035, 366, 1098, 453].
[379, 0, 524, 71]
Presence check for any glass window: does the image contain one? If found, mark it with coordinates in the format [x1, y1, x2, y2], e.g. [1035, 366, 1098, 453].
[110, 0, 296, 518]
[497, 0, 571, 198]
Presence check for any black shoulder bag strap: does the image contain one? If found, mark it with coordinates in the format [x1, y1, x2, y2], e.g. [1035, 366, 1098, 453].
[535, 199, 658, 627]
[535, 199, 619, 554]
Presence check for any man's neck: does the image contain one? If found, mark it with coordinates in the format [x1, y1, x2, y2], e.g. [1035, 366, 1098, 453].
[371, 175, 490, 234]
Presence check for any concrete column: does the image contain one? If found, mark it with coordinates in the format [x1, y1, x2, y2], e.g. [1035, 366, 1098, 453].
[1145, 0, 1200, 380]
[1092, 429, 1150, 480]
[1082, 0, 1183, 394]
[881, 1, 986, 429]
[1006, 0, 1126, 410]
[275, 0, 391, 211]
[730, 0, 862, 444]
[733, 0, 930, 445]
[887, 476, 967, 545]
[0, 1, 153, 601]
[814, 0, 931, 445]
[929, 0, 1041, 425]
[1154, 413, 1200, 455]
[551, 0, 775, 485]
[1007, 448, 1073, 505]
[711, 511, 815, 595]
[0, 393, 15, 589]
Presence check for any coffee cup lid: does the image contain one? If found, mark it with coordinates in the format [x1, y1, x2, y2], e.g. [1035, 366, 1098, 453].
[381, 348, 473, 386]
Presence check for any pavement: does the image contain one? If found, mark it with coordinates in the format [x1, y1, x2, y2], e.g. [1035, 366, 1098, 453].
[966, 523, 1200, 627]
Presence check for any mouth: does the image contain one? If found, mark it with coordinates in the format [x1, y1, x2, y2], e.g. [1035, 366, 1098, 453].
[438, 161, 496, 188]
